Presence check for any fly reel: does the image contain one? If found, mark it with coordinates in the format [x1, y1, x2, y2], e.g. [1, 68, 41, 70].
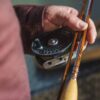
[32, 28, 74, 69]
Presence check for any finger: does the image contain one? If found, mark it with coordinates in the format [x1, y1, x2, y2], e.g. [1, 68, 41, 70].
[63, 15, 88, 31]
[59, 6, 79, 15]
[86, 19, 97, 44]
[44, 6, 79, 18]
[42, 6, 79, 31]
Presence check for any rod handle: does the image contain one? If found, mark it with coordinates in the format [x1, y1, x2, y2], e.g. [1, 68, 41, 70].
[59, 78, 78, 100]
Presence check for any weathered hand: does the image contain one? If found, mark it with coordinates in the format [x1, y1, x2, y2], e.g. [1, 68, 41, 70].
[42, 5, 97, 44]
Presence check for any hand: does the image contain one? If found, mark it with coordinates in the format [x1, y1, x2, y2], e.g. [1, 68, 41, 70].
[42, 5, 97, 44]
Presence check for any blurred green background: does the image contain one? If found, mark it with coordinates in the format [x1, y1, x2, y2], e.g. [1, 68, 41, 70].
[12, 0, 78, 5]
[13, 0, 100, 21]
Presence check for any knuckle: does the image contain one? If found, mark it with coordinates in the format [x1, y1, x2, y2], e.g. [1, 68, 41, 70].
[70, 8, 78, 15]
[66, 7, 78, 15]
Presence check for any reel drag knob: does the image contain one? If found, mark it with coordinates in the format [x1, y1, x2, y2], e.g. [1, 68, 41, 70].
[48, 38, 59, 46]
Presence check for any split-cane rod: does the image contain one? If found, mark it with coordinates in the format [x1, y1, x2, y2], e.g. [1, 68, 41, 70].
[57, 0, 94, 100]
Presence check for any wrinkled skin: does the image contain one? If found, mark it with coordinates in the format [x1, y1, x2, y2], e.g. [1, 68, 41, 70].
[42, 5, 97, 44]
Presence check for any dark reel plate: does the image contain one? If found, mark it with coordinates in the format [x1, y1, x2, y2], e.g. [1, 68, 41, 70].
[32, 28, 74, 57]
[31, 28, 74, 69]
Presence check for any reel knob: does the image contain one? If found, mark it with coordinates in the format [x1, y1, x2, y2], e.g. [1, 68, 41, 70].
[48, 38, 59, 46]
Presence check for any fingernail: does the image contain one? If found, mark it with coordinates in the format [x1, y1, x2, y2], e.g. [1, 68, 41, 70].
[79, 22, 88, 30]
[92, 33, 97, 43]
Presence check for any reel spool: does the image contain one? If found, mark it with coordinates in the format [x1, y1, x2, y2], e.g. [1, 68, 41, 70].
[32, 28, 74, 69]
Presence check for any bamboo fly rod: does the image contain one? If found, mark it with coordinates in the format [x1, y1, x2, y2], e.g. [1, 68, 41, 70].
[57, 0, 94, 100]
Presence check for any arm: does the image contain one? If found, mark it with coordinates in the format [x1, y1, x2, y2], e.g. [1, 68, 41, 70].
[0, 1, 30, 99]
[14, 5, 44, 54]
